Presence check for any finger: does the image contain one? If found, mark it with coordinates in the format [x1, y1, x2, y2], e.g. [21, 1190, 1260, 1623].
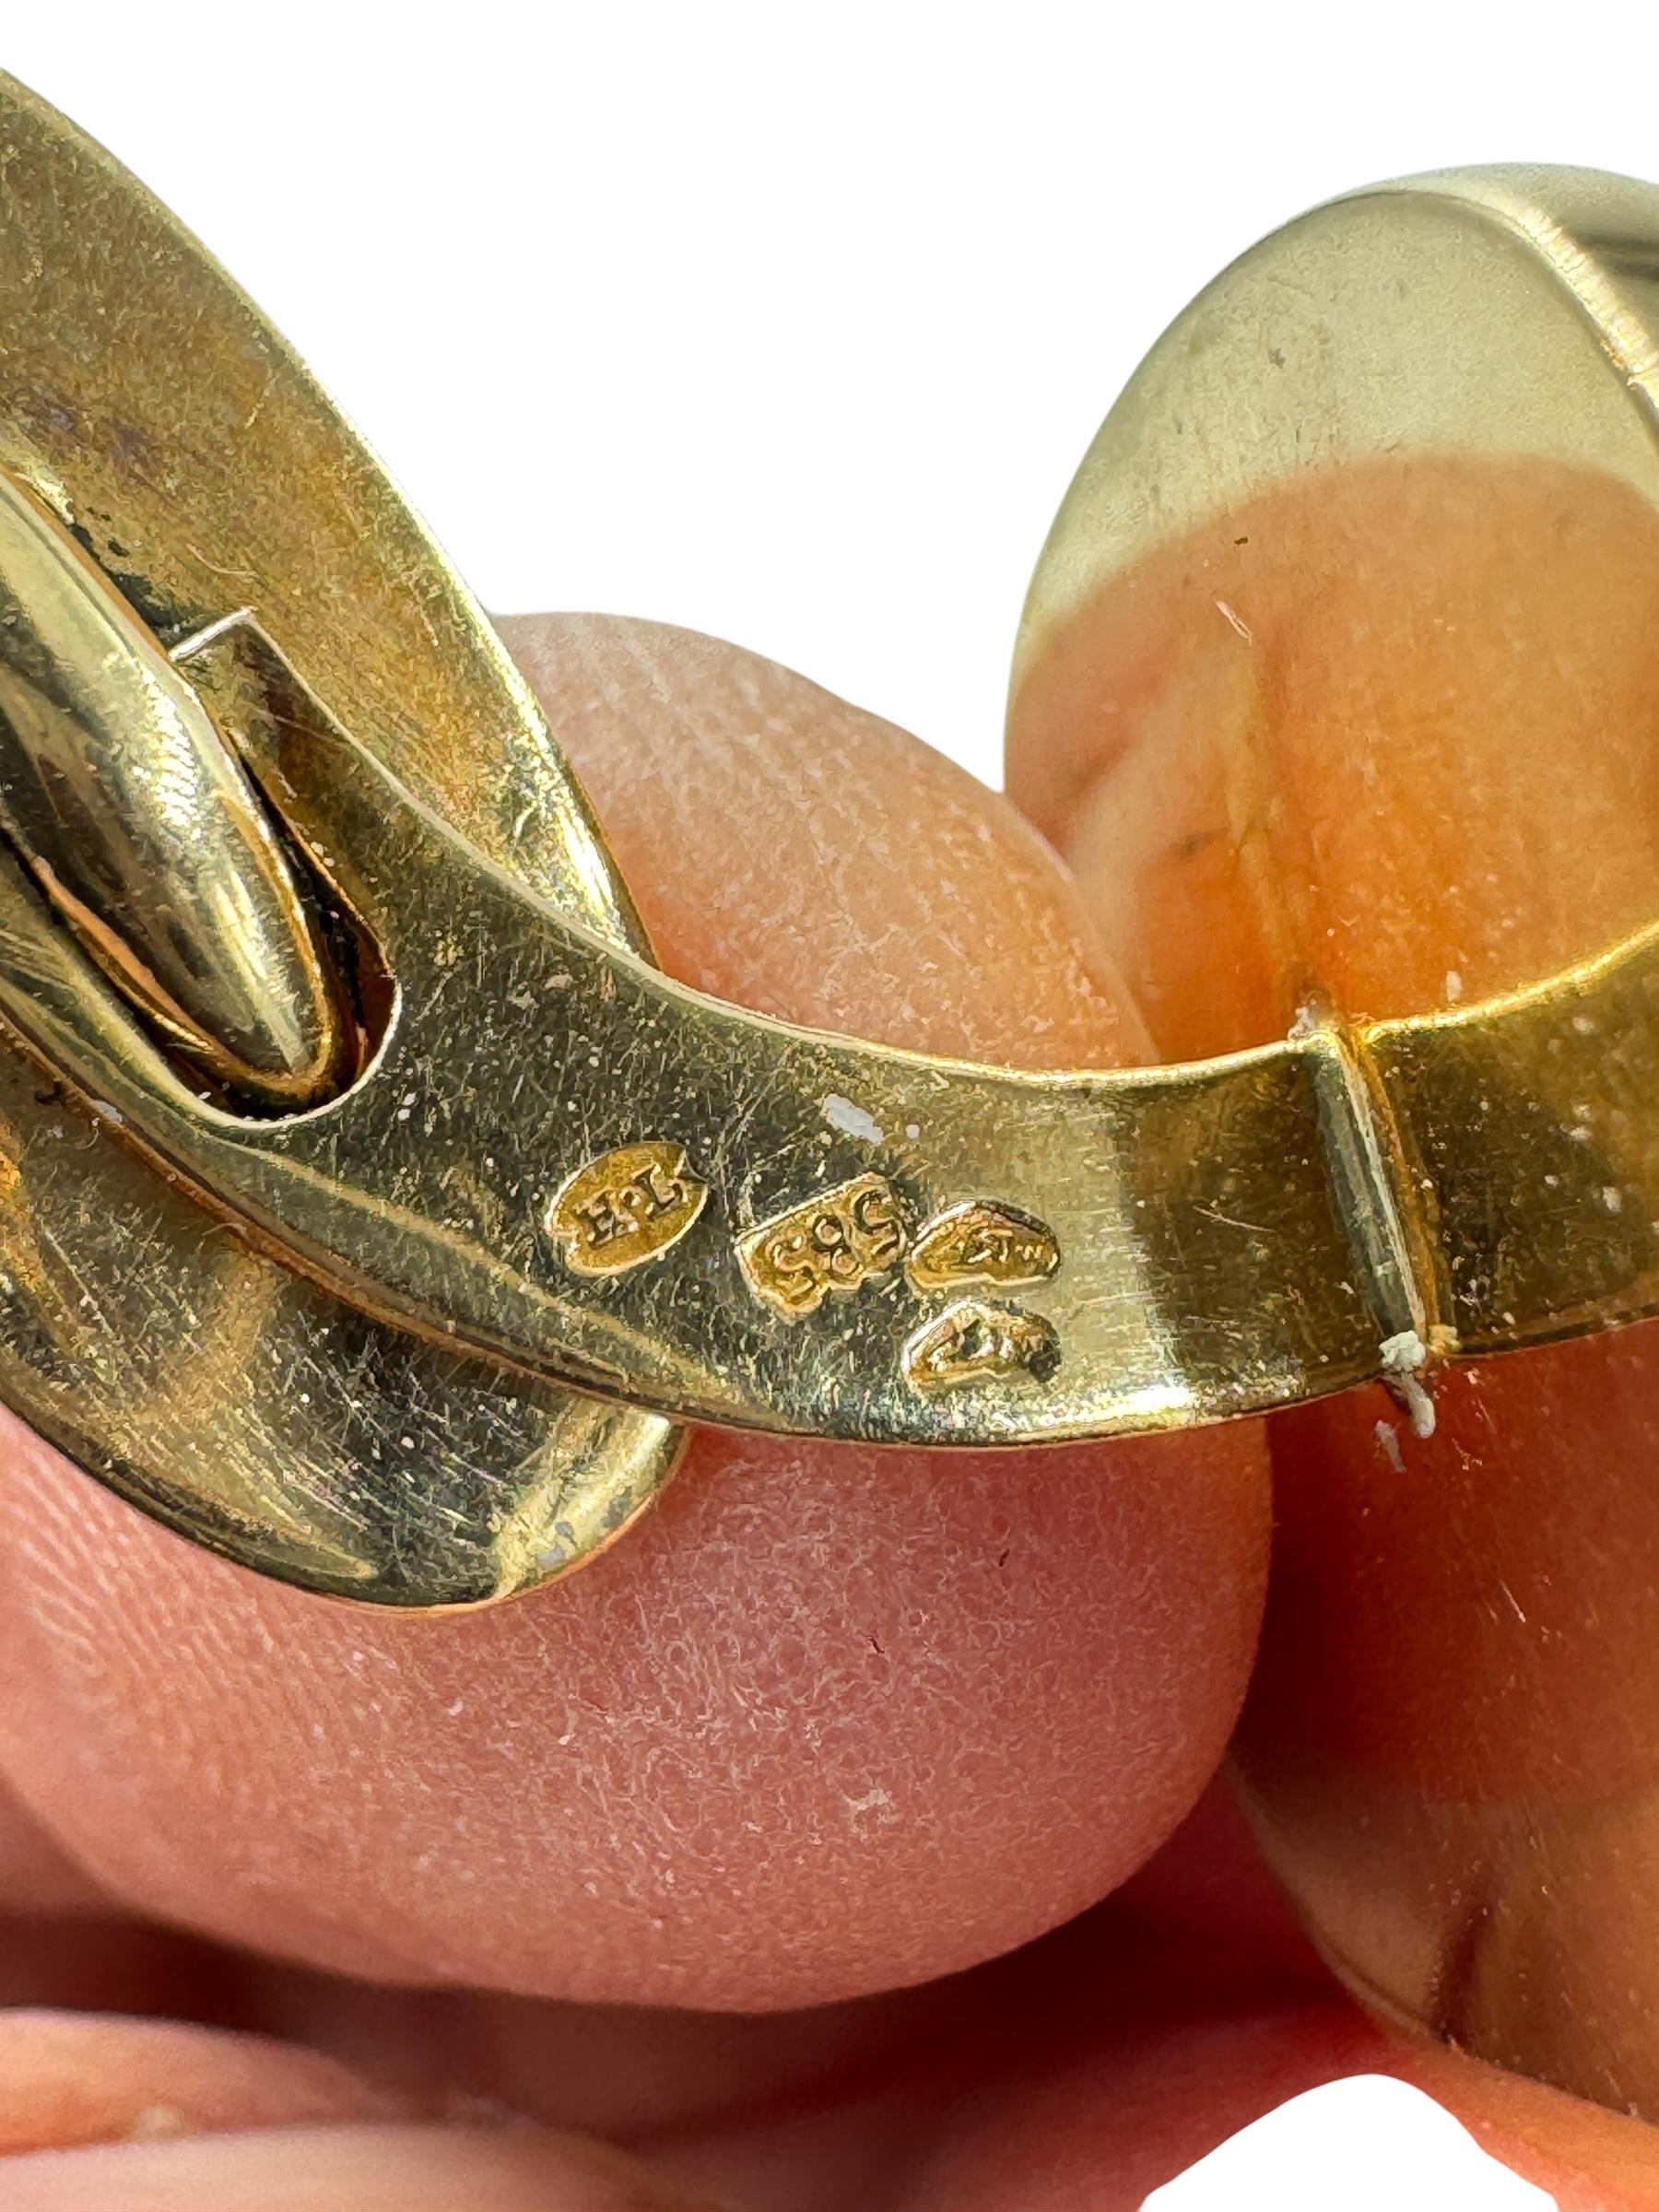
[500, 613, 1146, 1060]
[1008, 454, 1659, 1051]
[887, 1787, 1659, 2211]
[3, 2122, 717, 2211]
[0, 1783, 101, 1915]
[0, 2011, 402, 2154]
[0, 614, 1268, 2011]
[1008, 453, 1659, 2109]
[900, 1991, 1659, 2211]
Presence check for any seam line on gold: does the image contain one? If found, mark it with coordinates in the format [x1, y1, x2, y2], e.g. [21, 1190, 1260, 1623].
[1300, 993, 1442, 1368]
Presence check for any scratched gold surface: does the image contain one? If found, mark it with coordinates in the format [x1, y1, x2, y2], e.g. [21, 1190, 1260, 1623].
[5, 75, 1659, 1604]
[0, 74, 682, 1606]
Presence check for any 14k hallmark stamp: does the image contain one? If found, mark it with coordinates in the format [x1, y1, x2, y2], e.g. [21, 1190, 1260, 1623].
[901, 1300, 1063, 1394]
[905, 1199, 1060, 1295]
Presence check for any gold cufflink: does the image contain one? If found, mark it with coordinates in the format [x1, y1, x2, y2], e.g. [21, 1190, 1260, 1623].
[0, 76, 1652, 1607]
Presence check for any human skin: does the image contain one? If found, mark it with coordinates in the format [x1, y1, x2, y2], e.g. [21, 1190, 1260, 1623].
[0, 604, 1655, 2206]
[1008, 449, 1659, 2124]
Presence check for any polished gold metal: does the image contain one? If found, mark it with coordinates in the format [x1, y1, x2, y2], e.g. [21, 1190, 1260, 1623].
[0, 73, 682, 1609]
[904, 1203, 1061, 1297]
[0, 469, 349, 1111]
[547, 1143, 710, 1279]
[5, 72, 1659, 1605]
[902, 1300, 1063, 1395]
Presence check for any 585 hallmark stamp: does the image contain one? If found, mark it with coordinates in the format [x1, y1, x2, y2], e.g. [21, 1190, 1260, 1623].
[736, 1172, 909, 1318]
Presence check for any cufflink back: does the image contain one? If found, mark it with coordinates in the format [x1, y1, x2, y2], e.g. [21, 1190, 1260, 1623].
[1, 77, 1653, 1606]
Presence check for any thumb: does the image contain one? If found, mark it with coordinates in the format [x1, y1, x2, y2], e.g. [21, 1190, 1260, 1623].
[0, 611, 1268, 2015]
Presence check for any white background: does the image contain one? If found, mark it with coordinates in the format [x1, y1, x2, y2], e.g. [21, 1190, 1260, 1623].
[13, 2, 1659, 789]
[7, 11, 1643, 2200]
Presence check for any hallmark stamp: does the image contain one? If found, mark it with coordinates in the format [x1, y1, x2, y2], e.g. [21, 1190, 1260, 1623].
[901, 1299, 1062, 1394]
[736, 1172, 908, 1319]
[905, 1199, 1060, 1295]
[547, 1141, 707, 1277]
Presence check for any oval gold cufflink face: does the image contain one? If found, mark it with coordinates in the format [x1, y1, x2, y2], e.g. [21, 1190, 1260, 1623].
[1012, 164, 1659, 1374]
[6, 65, 1659, 1607]
[0, 74, 683, 1608]
[1007, 171, 1659, 2122]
